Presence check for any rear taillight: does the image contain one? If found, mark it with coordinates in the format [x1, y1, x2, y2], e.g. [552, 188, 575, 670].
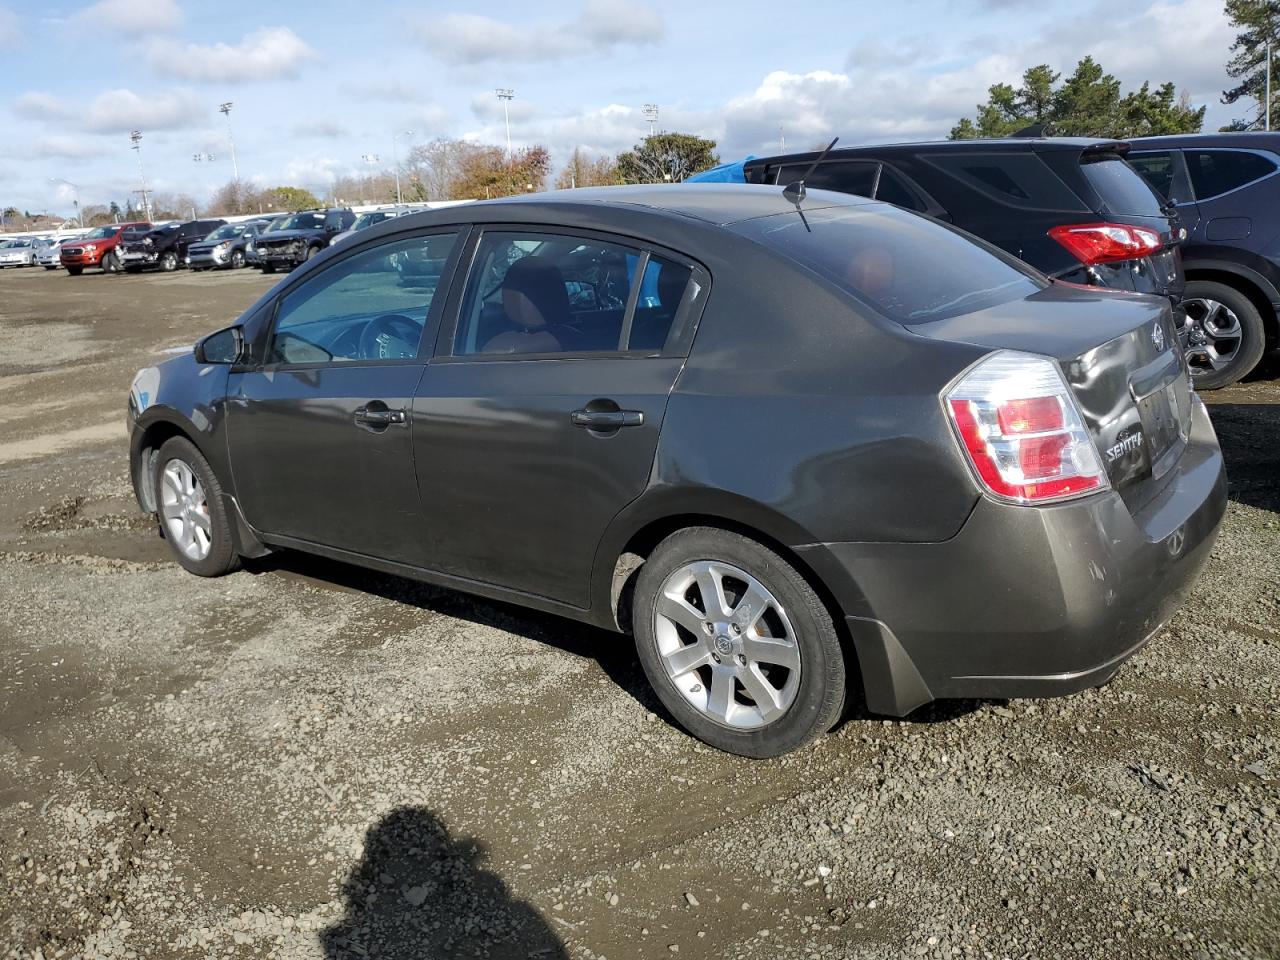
[1048, 222, 1161, 265]
[945, 352, 1109, 504]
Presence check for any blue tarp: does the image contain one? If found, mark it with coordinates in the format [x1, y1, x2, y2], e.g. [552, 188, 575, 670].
[686, 157, 752, 183]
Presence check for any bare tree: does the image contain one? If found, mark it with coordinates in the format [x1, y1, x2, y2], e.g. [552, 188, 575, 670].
[554, 148, 621, 189]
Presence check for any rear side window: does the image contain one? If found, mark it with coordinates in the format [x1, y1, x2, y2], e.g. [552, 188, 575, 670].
[774, 161, 878, 196]
[925, 152, 1085, 211]
[732, 204, 1042, 325]
[1080, 157, 1167, 216]
[1185, 149, 1277, 200]
[1127, 151, 1186, 203]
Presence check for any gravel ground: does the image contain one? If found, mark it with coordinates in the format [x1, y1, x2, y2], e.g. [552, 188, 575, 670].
[0, 265, 1277, 960]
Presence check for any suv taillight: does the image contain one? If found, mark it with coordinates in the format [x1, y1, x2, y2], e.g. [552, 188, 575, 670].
[1048, 222, 1161, 265]
[945, 352, 1109, 504]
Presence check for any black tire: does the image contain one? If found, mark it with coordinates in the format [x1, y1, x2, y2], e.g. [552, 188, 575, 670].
[66, 266, 83, 276]
[632, 527, 846, 758]
[152, 436, 241, 577]
[102, 250, 122, 274]
[44, 265, 57, 271]
[160, 250, 178, 272]
[262, 262, 276, 274]
[305, 245, 320, 261]
[230, 249, 245, 268]
[1183, 280, 1266, 390]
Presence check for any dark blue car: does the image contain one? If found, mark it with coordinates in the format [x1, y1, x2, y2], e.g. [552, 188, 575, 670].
[1129, 133, 1280, 388]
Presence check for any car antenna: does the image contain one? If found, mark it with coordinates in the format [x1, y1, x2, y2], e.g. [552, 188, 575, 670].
[782, 136, 839, 231]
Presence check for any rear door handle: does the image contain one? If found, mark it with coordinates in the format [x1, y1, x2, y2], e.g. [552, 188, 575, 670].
[570, 409, 644, 429]
[354, 404, 407, 429]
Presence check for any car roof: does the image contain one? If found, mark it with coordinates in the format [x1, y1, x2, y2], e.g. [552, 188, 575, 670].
[1127, 132, 1280, 150]
[450, 182, 873, 226]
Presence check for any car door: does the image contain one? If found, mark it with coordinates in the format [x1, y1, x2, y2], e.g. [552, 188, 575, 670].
[411, 227, 707, 607]
[225, 229, 463, 563]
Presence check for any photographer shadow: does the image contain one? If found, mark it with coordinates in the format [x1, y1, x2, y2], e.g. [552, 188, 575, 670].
[321, 807, 567, 960]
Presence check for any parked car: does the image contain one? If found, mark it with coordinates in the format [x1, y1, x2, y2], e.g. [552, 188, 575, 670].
[60, 222, 151, 275]
[126, 184, 1225, 757]
[1127, 133, 1280, 388]
[252, 208, 355, 273]
[36, 236, 80, 270]
[244, 215, 289, 266]
[0, 237, 37, 268]
[121, 218, 226, 273]
[186, 219, 274, 270]
[739, 139, 1193, 361]
[330, 207, 413, 246]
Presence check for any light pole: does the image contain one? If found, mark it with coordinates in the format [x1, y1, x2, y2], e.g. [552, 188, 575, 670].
[643, 103, 659, 138]
[219, 102, 240, 183]
[129, 130, 152, 221]
[48, 177, 82, 227]
[391, 131, 412, 204]
[495, 88, 514, 159]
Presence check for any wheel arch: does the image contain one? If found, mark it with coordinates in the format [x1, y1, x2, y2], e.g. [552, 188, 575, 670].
[130, 411, 205, 513]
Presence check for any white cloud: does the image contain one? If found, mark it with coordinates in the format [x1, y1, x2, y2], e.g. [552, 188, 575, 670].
[414, 0, 663, 64]
[34, 135, 103, 160]
[291, 120, 349, 140]
[82, 88, 206, 133]
[14, 91, 72, 121]
[145, 27, 318, 82]
[77, 0, 182, 34]
[0, 6, 20, 45]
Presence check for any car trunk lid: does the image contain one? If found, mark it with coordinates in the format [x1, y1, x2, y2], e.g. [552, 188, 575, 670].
[915, 283, 1193, 509]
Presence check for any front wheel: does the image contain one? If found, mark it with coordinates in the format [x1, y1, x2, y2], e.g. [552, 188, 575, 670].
[230, 249, 245, 268]
[632, 527, 846, 758]
[160, 250, 178, 271]
[261, 262, 276, 274]
[153, 436, 240, 577]
[66, 266, 83, 276]
[44, 265, 57, 271]
[102, 250, 122, 274]
[1181, 280, 1266, 390]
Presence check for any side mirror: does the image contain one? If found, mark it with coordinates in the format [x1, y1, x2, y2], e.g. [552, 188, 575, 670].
[194, 325, 244, 365]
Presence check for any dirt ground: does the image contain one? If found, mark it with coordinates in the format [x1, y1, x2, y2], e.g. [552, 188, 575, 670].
[1, 264, 1278, 960]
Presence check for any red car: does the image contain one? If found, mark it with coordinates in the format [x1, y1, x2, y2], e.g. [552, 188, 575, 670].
[60, 221, 151, 275]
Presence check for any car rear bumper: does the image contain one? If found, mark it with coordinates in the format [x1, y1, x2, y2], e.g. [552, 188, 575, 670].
[797, 397, 1227, 716]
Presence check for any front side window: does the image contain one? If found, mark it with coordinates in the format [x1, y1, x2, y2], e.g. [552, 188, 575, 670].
[454, 231, 688, 357]
[269, 233, 458, 365]
[1185, 149, 1278, 200]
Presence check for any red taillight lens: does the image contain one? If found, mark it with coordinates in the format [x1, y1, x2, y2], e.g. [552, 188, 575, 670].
[946, 352, 1109, 504]
[1048, 222, 1162, 265]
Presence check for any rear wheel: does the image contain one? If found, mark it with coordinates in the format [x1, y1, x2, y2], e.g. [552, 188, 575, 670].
[153, 436, 240, 577]
[1182, 280, 1266, 390]
[632, 527, 846, 758]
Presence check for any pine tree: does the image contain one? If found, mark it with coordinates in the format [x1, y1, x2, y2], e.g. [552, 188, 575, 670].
[1222, 0, 1280, 130]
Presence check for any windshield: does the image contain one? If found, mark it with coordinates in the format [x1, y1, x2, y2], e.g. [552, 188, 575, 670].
[207, 223, 242, 241]
[731, 202, 1042, 325]
[353, 212, 393, 230]
[1081, 156, 1168, 218]
[84, 226, 119, 239]
[279, 212, 326, 231]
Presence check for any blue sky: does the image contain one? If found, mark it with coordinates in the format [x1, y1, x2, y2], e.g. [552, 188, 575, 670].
[0, 0, 1242, 217]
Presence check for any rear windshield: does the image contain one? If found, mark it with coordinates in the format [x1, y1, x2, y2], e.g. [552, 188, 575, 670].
[1080, 156, 1167, 217]
[732, 203, 1042, 325]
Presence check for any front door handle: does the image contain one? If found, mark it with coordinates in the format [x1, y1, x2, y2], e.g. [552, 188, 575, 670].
[570, 408, 644, 429]
[354, 403, 407, 430]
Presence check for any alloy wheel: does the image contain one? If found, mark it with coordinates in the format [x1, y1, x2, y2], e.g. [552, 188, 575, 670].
[1182, 297, 1243, 373]
[653, 560, 801, 730]
[159, 459, 213, 561]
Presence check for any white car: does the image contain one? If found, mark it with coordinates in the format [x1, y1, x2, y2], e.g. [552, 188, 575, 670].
[35, 236, 81, 270]
[0, 238, 37, 268]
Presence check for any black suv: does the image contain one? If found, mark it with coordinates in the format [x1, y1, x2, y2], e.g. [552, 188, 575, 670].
[121, 218, 226, 273]
[1128, 133, 1280, 387]
[253, 208, 355, 273]
[743, 139, 1185, 323]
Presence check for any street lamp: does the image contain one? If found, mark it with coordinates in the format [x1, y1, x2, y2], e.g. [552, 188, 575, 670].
[130, 130, 152, 221]
[193, 153, 215, 162]
[391, 131, 412, 204]
[48, 177, 82, 227]
[495, 88, 514, 159]
[219, 102, 240, 183]
[643, 103, 659, 138]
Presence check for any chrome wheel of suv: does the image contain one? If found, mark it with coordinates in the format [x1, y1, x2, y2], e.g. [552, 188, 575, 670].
[1183, 297, 1242, 373]
[1180, 280, 1266, 390]
[654, 560, 802, 730]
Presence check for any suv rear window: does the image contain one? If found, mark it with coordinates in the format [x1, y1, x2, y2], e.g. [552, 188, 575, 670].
[732, 204, 1041, 325]
[1080, 156, 1167, 216]
[925, 152, 1085, 211]
[1185, 149, 1277, 200]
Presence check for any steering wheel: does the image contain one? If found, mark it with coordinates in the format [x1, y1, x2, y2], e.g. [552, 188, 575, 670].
[358, 314, 422, 360]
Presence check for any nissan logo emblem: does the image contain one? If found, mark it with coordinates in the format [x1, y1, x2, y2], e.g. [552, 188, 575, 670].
[1152, 323, 1165, 352]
